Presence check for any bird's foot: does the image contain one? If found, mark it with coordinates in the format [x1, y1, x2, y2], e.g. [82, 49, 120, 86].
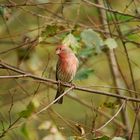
[70, 83, 76, 88]
[57, 80, 62, 87]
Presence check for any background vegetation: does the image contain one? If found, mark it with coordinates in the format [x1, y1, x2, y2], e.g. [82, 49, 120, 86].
[0, 0, 140, 140]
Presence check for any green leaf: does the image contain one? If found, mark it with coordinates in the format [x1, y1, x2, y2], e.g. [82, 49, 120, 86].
[19, 109, 32, 118]
[41, 25, 57, 38]
[81, 29, 103, 53]
[103, 101, 119, 109]
[104, 38, 117, 49]
[27, 101, 35, 111]
[0, 6, 4, 16]
[112, 137, 126, 140]
[17, 47, 31, 61]
[127, 34, 140, 41]
[75, 68, 94, 80]
[67, 136, 86, 140]
[62, 33, 80, 54]
[92, 136, 110, 140]
[107, 13, 132, 22]
[67, 136, 75, 140]
[19, 99, 39, 118]
[21, 123, 30, 139]
[116, 14, 133, 21]
[79, 47, 94, 58]
[0, 7, 12, 20]
[19, 110, 31, 118]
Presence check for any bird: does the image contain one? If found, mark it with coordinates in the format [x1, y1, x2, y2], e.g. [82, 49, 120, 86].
[54, 45, 79, 104]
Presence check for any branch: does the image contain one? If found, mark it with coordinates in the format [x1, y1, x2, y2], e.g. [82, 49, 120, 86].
[36, 86, 74, 115]
[92, 100, 126, 132]
[82, 0, 140, 19]
[96, 0, 131, 136]
[0, 60, 140, 103]
[0, 37, 38, 55]
[0, 117, 21, 138]
[67, 94, 126, 130]
[81, 100, 127, 137]
[0, 2, 80, 8]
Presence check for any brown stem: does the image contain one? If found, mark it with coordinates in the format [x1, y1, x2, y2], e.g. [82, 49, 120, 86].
[96, 0, 131, 138]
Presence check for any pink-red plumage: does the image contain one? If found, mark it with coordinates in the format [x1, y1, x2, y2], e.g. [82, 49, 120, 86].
[54, 45, 79, 104]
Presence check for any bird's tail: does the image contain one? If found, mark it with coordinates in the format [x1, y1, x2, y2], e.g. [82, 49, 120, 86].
[54, 86, 65, 104]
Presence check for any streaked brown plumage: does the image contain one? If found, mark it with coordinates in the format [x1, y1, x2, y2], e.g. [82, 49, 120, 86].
[54, 45, 79, 104]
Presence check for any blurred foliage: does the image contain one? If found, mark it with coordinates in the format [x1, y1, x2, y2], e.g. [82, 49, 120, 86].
[104, 38, 117, 50]
[0, 0, 140, 140]
[81, 29, 103, 54]
[92, 136, 110, 140]
[75, 68, 94, 80]
[112, 137, 126, 140]
[62, 33, 81, 54]
[19, 98, 40, 118]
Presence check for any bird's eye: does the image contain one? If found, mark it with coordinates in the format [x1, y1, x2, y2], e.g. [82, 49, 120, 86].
[60, 48, 64, 51]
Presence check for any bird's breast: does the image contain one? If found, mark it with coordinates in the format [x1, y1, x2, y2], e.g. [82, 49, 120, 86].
[59, 56, 78, 82]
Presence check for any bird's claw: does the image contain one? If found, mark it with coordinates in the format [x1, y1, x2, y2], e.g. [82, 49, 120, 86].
[57, 80, 61, 87]
[70, 83, 76, 88]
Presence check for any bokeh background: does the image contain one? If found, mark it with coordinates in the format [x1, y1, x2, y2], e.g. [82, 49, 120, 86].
[0, 0, 140, 140]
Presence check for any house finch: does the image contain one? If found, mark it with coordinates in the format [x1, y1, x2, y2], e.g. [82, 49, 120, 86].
[54, 45, 79, 104]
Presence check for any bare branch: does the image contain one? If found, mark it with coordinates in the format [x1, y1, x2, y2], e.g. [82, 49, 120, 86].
[82, 0, 140, 19]
[93, 100, 126, 132]
[36, 86, 74, 115]
[0, 60, 140, 103]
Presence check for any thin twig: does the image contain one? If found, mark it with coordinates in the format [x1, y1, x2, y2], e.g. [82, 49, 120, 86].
[35, 86, 74, 115]
[81, 100, 126, 138]
[0, 117, 21, 138]
[0, 60, 140, 103]
[67, 94, 126, 129]
[92, 100, 126, 132]
[97, 0, 131, 136]
[82, 0, 140, 19]
[1, 2, 80, 8]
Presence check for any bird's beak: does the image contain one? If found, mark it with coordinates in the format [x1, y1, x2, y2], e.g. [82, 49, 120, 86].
[56, 49, 60, 55]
